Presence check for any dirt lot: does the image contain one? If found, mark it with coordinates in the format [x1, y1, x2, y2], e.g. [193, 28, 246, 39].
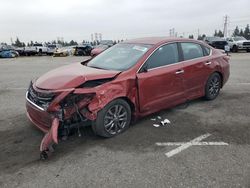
[0, 54, 250, 187]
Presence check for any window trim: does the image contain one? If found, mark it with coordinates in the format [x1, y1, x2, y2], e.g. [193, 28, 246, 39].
[137, 41, 212, 73]
[138, 42, 181, 73]
[179, 42, 206, 61]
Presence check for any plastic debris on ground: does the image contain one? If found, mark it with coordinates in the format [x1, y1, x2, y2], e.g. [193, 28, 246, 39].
[151, 115, 171, 128]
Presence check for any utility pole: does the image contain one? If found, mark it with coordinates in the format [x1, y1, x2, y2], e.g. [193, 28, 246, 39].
[169, 28, 175, 37]
[223, 15, 229, 38]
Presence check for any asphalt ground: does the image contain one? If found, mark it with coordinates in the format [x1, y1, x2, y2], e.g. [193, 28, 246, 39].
[0, 54, 249, 187]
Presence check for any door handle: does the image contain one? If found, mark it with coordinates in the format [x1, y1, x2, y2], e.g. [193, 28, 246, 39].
[175, 70, 184, 74]
[205, 61, 212, 65]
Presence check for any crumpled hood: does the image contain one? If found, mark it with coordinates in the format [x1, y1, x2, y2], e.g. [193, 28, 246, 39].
[35, 62, 120, 90]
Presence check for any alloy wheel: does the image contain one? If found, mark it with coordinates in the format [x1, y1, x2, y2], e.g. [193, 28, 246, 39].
[104, 104, 128, 135]
[208, 76, 220, 97]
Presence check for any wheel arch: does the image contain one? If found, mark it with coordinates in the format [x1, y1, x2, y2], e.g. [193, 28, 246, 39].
[118, 96, 136, 114]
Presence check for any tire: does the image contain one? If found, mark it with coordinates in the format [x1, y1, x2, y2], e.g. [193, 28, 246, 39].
[92, 99, 131, 138]
[205, 72, 222, 100]
[232, 45, 238, 53]
[247, 49, 250, 53]
[38, 49, 42, 56]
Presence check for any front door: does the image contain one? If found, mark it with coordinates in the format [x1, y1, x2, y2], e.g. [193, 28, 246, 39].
[136, 43, 186, 114]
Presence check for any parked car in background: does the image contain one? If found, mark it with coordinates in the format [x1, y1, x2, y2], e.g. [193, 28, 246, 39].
[0, 50, 19, 58]
[25, 37, 230, 159]
[100, 40, 114, 47]
[203, 37, 229, 50]
[24, 43, 48, 56]
[53, 46, 74, 57]
[0, 44, 19, 58]
[90, 44, 109, 57]
[226, 36, 250, 52]
[73, 44, 93, 56]
[47, 44, 62, 55]
[15, 47, 26, 56]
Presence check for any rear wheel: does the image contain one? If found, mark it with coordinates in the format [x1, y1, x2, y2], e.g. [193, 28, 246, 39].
[247, 49, 250, 52]
[92, 99, 131, 138]
[205, 72, 222, 100]
[38, 49, 42, 56]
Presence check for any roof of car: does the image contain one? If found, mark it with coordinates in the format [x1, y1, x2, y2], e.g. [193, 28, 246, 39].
[123, 37, 194, 45]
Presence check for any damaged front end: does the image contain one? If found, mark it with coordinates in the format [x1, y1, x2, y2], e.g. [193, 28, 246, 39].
[26, 81, 99, 159]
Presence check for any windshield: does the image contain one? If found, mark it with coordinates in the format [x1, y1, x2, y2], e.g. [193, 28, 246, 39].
[87, 43, 151, 71]
[48, 45, 56, 48]
[33, 43, 43, 47]
[233, 37, 246, 41]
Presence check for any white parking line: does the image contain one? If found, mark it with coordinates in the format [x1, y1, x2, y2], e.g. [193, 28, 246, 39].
[156, 133, 228, 158]
[156, 142, 229, 146]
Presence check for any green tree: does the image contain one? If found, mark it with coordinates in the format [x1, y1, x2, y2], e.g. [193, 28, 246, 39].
[233, 26, 240, 36]
[244, 24, 250, 39]
[69, 40, 78, 46]
[14, 37, 25, 47]
[217, 30, 224, 37]
[214, 30, 218, 37]
[188, 35, 194, 39]
[239, 29, 244, 36]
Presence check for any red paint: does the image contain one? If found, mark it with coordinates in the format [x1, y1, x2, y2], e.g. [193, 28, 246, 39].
[90, 46, 108, 57]
[40, 118, 59, 152]
[26, 37, 230, 154]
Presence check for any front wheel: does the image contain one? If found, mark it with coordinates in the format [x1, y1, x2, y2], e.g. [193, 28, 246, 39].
[232, 45, 238, 53]
[205, 72, 222, 100]
[92, 99, 131, 138]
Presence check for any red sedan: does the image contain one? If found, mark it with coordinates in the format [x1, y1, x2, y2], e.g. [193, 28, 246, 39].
[26, 37, 230, 159]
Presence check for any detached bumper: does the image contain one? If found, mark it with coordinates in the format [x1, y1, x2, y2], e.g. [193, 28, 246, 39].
[26, 100, 60, 152]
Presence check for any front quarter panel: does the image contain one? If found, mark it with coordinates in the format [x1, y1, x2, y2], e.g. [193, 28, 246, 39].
[76, 76, 138, 118]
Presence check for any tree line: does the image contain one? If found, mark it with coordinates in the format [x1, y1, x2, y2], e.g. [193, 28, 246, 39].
[214, 24, 250, 39]
[7, 24, 250, 47]
[10, 38, 125, 48]
[188, 24, 250, 40]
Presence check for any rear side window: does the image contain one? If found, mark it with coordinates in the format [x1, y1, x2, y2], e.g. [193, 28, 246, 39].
[147, 43, 179, 69]
[181, 43, 204, 60]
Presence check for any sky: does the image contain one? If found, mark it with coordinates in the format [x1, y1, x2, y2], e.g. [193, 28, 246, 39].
[0, 0, 250, 44]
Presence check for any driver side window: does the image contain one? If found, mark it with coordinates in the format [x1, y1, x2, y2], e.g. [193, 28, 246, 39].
[146, 43, 179, 69]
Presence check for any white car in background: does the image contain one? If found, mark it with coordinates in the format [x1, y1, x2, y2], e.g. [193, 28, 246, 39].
[226, 36, 250, 52]
[47, 44, 62, 55]
[24, 43, 49, 55]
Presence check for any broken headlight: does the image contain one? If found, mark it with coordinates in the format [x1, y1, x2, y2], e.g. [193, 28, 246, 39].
[60, 93, 95, 108]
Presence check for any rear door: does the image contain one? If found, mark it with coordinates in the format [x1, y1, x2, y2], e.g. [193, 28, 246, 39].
[136, 43, 186, 114]
[179, 42, 214, 99]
